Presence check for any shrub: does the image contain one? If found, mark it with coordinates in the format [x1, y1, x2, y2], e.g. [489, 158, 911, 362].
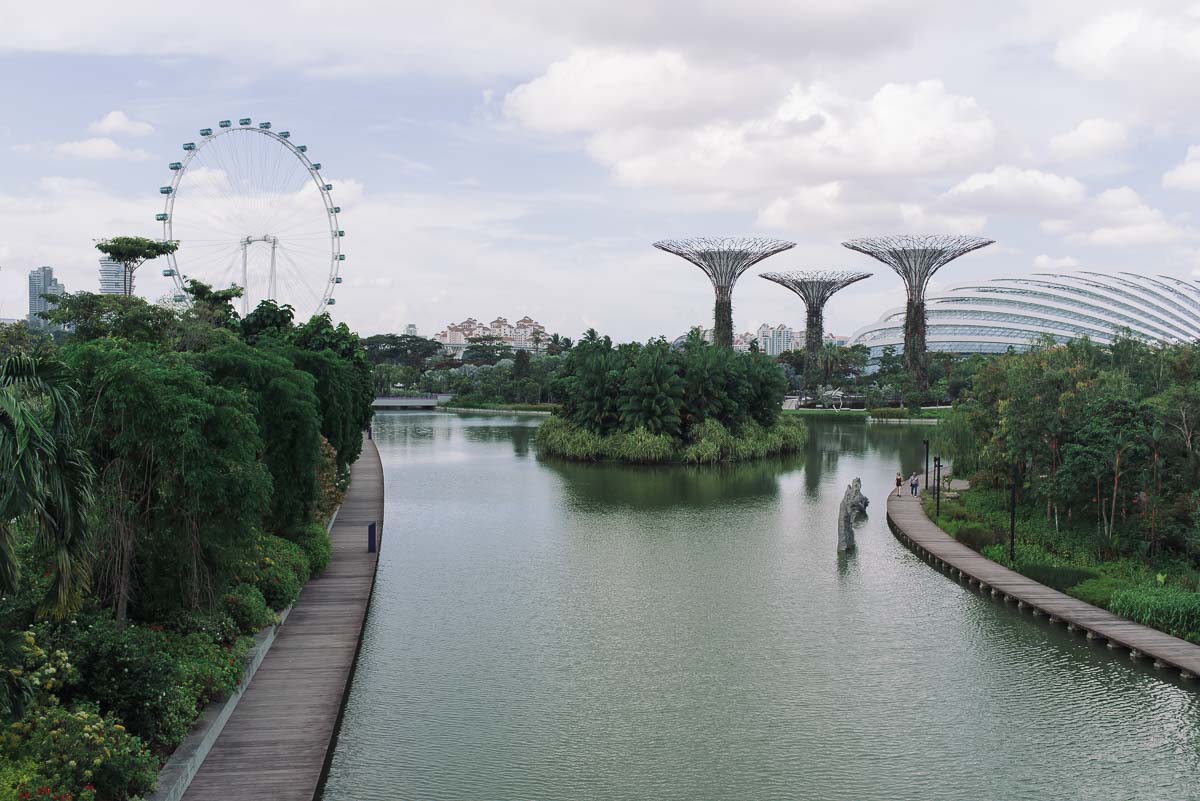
[224, 584, 276, 634]
[168, 632, 252, 706]
[1015, 563, 1098, 593]
[953, 524, 1002, 551]
[38, 615, 196, 751]
[294, 522, 332, 578]
[0, 758, 36, 801]
[255, 534, 308, 610]
[1069, 576, 1132, 608]
[605, 426, 676, 464]
[166, 609, 241, 646]
[681, 419, 737, 464]
[14, 703, 157, 801]
[1108, 586, 1200, 643]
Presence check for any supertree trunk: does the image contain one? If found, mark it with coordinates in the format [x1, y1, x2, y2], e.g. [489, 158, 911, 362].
[904, 296, 928, 390]
[805, 304, 824, 363]
[713, 292, 734, 350]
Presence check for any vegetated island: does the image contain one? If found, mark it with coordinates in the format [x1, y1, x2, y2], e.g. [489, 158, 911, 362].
[535, 331, 806, 464]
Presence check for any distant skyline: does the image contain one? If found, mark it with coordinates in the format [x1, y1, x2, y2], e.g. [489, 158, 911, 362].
[3, 2, 1200, 340]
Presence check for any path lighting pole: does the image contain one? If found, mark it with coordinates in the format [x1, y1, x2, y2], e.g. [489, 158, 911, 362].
[923, 439, 930, 491]
[934, 457, 942, 518]
[1009, 466, 1017, 563]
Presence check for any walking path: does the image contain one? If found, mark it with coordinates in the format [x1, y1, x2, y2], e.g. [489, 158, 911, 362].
[181, 436, 385, 801]
[887, 489, 1200, 681]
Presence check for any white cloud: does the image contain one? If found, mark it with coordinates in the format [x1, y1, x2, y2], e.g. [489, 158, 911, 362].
[1053, 7, 1200, 111]
[87, 110, 154, 137]
[54, 137, 150, 161]
[1033, 254, 1080, 270]
[946, 166, 1086, 213]
[1049, 118, 1127, 160]
[756, 181, 985, 234]
[504, 49, 783, 134]
[510, 70, 996, 199]
[1163, 146, 1200, 190]
[1042, 186, 1191, 246]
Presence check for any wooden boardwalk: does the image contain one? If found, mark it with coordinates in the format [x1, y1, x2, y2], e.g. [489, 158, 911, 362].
[181, 437, 385, 801]
[887, 490, 1200, 680]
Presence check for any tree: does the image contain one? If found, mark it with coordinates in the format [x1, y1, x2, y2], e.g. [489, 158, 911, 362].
[546, 333, 573, 356]
[462, 335, 514, 366]
[182, 279, 242, 330]
[513, 348, 532, 380]
[95, 236, 178, 297]
[42, 293, 176, 344]
[240, 299, 296, 343]
[190, 341, 323, 535]
[0, 354, 94, 618]
[66, 340, 270, 620]
[561, 334, 623, 434]
[618, 339, 684, 436]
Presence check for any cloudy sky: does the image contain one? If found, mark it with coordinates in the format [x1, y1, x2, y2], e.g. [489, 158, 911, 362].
[3, 1, 1200, 340]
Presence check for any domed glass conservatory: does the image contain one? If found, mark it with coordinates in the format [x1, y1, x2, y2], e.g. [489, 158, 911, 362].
[848, 272, 1200, 358]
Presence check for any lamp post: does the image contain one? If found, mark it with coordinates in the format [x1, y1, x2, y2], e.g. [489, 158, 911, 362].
[1009, 465, 1017, 563]
[923, 439, 930, 492]
[934, 456, 942, 518]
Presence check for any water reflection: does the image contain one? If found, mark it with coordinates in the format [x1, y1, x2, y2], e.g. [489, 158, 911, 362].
[324, 412, 1200, 801]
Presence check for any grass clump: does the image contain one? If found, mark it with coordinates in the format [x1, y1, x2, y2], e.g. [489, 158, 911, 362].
[537, 415, 806, 465]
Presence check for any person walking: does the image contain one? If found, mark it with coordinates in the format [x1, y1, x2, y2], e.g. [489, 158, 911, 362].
[910, 472, 920, 496]
[895, 472, 903, 497]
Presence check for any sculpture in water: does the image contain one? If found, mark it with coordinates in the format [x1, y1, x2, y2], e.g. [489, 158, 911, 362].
[838, 478, 869, 552]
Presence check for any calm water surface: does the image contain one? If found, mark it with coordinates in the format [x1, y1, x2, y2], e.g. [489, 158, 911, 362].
[322, 412, 1200, 801]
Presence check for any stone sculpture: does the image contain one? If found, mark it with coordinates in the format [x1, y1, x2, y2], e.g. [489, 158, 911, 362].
[838, 477, 869, 552]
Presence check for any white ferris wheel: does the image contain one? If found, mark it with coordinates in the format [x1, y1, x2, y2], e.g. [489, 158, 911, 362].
[157, 118, 343, 317]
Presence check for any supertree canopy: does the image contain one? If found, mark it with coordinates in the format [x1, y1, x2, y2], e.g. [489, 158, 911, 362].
[654, 237, 795, 349]
[842, 234, 993, 389]
[759, 270, 872, 367]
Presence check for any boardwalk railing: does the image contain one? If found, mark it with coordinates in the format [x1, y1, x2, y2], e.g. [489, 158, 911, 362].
[887, 491, 1200, 681]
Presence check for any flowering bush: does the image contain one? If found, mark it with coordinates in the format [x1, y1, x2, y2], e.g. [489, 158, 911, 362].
[223, 584, 276, 634]
[167, 632, 252, 707]
[293, 523, 332, 579]
[36, 616, 197, 751]
[255, 535, 308, 610]
[12, 703, 156, 801]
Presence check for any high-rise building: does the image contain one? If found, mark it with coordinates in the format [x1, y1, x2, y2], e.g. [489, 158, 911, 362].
[756, 323, 794, 356]
[27, 266, 64, 329]
[99, 257, 128, 295]
[404, 323, 418, 336]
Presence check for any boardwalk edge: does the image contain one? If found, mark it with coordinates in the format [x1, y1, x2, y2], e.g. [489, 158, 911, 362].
[886, 490, 1200, 683]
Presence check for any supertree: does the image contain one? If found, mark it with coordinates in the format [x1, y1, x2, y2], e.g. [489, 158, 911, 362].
[759, 270, 872, 369]
[653, 237, 795, 349]
[842, 234, 993, 389]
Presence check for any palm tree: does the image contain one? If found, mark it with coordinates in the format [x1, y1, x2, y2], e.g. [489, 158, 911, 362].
[0, 354, 94, 618]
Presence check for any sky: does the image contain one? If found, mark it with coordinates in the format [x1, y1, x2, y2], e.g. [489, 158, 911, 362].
[3, 0, 1200, 341]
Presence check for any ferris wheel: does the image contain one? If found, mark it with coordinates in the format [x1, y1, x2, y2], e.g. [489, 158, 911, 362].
[157, 118, 343, 318]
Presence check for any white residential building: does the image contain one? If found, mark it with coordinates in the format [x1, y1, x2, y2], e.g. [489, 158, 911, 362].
[435, 314, 547, 354]
[98, 257, 128, 295]
[404, 323, 418, 336]
[756, 323, 795, 356]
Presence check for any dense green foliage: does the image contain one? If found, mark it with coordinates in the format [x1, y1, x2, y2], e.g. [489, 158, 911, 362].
[0, 280, 372, 798]
[927, 338, 1200, 641]
[538, 330, 802, 463]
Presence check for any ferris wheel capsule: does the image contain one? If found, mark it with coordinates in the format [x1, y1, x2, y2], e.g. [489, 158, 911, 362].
[278, 131, 290, 138]
[219, 120, 231, 128]
[200, 128, 213, 136]
[258, 122, 271, 129]
[311, 163, 321, 170]
[239, 118, 252, 126]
